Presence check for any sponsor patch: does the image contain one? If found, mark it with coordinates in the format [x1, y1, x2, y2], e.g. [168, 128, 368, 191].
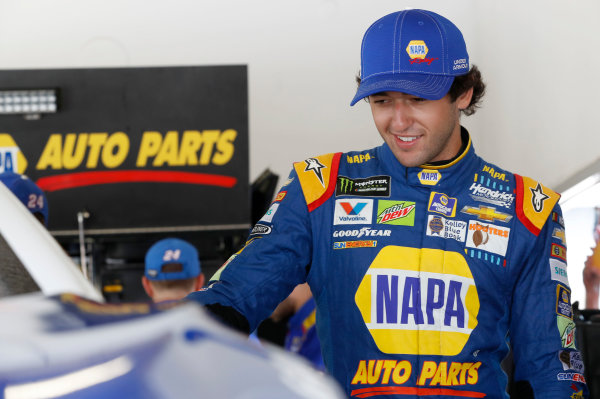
[418, 169, 441, 186]
[557, 316, 576, 349]
[249, 224, 272, 236]
[333, 227, 391, 239]
[346, 153, 372, 164]
[465, 221, 510, 257]
[259, 203, 279, 223]
[481, 165, 507, 182]
[354, 246, 479, 356]
[336, 175, 390, 197]
[461, 205, 512, 223]
[553, 227, 567, 246]
[550, 259, 569, 286]
[556, 285, 572, 319]
[427, 192, 457, 217]
[469, 183, 514, 208]
[552, 211, 565, 228]
[304, 157, 327, 187]
[377, 200, 416, 226]
[350, 359, 481, 389]
[551, 243, 567, 261]
[274, 191, 287, 202]
[333, 240, 377, 249]
[530, 183, 550, 213]
[558, 350, 584, 373]
[426, 215, 467, 243]
[406, 40, 428, 59]
[557, 373, 586, 383]
[334, 199, 373, 225]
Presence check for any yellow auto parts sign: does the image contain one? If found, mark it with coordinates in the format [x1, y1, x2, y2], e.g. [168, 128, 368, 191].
[0, 66, 249, 233]
[355, 246, 479, 356]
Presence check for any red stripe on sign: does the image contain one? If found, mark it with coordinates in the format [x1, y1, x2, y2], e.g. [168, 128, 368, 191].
[351, 386, 486, 398]
[36, 170, 238, 192]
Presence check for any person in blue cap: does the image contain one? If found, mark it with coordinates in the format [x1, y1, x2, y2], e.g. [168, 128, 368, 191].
[0, 171, 48, 226]
[188, 9, 588, 398]
[142, 238, 204, 303]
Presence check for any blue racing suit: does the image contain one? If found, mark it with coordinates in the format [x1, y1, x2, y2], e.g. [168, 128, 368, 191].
[189, 128, 588, 398]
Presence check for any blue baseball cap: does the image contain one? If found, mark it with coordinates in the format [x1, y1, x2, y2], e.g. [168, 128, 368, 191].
[0, 171, 49, 225]
[145, 238, 201, 281]
[351, 9, 470, 105]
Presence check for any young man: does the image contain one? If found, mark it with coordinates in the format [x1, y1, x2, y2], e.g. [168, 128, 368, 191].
[189, 9, 588, 398]
[142, 237, 204, 303]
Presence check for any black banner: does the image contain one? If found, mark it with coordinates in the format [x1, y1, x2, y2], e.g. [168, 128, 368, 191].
[0, 66, 249, 235]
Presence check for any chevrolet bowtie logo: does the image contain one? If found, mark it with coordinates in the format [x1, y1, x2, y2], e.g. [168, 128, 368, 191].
[460, 205, 513, 223]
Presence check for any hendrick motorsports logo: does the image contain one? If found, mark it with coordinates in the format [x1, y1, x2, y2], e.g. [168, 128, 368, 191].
[469, 183, 514, 209]
[336, 175, 390, 197]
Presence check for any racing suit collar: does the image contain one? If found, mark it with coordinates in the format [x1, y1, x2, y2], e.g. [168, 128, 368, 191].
[378, 126, 479, 189]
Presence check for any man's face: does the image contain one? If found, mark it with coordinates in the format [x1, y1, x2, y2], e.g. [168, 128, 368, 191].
[369, 89, 472, 167]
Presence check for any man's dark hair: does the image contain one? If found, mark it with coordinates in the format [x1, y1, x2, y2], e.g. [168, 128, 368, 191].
[354, 64, 486, 116]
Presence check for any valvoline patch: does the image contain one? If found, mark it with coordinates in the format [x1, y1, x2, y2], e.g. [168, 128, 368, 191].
[355, 246, 479, 356]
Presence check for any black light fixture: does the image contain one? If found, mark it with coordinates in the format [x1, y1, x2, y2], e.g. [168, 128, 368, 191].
[0, 89, 58, 119]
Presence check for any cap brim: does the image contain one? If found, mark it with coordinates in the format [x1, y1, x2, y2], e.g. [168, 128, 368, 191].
[350, 73, 455, 105]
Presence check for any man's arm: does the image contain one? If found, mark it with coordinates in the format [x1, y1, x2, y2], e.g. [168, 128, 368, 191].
[509, 204, 588, 398]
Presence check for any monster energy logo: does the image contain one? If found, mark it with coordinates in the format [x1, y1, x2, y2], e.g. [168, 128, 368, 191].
[336, 175, 390, 197]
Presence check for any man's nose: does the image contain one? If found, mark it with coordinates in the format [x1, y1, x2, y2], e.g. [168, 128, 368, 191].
[390, 102, 412, 131]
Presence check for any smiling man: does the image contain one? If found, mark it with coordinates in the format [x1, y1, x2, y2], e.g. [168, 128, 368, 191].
[188, 9, 587, 399]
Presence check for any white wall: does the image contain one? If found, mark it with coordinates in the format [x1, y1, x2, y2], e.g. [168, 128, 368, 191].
[2, 0, 599, 303]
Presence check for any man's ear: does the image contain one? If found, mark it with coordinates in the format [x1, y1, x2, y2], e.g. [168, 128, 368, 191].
[457, 87, 474, 111]
[141, 276, 154, 299]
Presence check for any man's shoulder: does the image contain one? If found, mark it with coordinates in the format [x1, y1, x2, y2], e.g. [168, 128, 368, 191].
[291, 147, 380, 211]
[472, 158, 560, 236]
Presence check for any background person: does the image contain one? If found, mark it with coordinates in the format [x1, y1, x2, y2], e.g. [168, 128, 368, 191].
[188, 9, 587, 398]
[142, 237, 204, 303]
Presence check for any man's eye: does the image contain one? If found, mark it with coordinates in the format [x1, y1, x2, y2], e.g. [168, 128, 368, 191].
[411, 97, 426, 102]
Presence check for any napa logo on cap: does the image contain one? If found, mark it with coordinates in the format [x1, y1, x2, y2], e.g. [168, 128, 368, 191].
[0, 134, 28, 174]
[406, 40, 428, 59]
[355, 246, 479, 356]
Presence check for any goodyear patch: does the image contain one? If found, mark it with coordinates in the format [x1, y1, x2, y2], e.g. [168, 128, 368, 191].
[556, 285, 572, 319]
[465, 221, 510, 257]
[334, 199, 373, 225]
[427, 192, 457, 217]
[550, 259, 569, 287]
[333, 240, 377, 249]
[418, 169, 441, 186]
[354, 246, 479, 356]
[336, 175, 390, 197]
[377, 200, 416, 226]
[426, 215, 467, 243]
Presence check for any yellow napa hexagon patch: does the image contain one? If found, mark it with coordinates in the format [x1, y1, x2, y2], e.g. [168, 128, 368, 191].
[0, 134, 28, 173]
[355, 246, 479, 356]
